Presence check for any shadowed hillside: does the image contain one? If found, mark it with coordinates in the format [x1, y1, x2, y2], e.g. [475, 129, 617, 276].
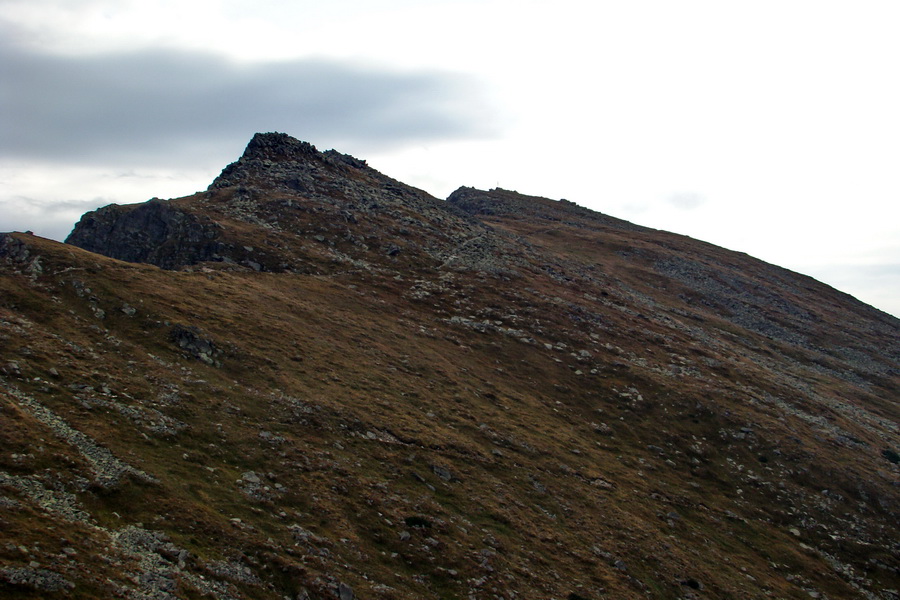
[2, 133, 897, 599]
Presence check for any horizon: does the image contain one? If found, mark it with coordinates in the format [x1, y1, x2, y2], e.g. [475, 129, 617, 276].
[2, 0, 899, 318]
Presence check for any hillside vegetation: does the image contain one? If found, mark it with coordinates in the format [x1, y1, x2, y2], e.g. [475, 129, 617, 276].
[1, 133, 898, 599]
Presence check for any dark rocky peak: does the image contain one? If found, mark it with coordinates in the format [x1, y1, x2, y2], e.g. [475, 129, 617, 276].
[208, 132, 371, 193]
[242, 131, 319, 161]
[64, 134, 526, 275]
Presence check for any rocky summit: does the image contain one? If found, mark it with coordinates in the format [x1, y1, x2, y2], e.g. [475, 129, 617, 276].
[1, 132, 898, 600]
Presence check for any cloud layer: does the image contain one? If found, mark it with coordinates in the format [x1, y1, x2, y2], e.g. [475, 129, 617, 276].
[0, 30, 498, 243]
[0, 38, 496, 166]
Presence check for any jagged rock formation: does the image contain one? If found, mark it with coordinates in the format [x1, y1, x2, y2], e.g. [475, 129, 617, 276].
[68, 132, 521, 275]
[3, 133, 899, 600]
[66, 199, 224, 270]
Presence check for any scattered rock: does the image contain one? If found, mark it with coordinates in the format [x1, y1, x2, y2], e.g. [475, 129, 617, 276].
[0, 234, 44, 279]
[241, 471, 261, 485]
[431, 464, 454, 481]
[338, 581, 354, 600]
[170, 324, 221, 366]
[3, 384, 156, 487]
[0, 566, 75, 592]
[2, 361, 22, 377]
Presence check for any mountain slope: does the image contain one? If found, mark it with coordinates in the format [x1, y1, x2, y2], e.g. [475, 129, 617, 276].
[1, 133, 898, 600]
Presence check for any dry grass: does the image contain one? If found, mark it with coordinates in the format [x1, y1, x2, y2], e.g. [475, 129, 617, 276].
[1, 173, 898, 599]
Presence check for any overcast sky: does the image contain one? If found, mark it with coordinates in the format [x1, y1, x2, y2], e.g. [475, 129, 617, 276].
[2, 0, 899, 318]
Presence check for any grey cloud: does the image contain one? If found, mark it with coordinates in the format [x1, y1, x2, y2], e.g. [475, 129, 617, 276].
[9, 196, 102, 211]
[667, 192, 706, 210]
[0, 38, 498, 166]
[0, 195, 111, 241]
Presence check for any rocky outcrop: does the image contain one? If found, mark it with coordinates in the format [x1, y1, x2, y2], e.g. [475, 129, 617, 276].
[69, 133, 528, 276]
[170, 324, 221, 366]
[209, 132, 322, 192]
[208, 131, 371, 195]
[65, 198, 224, 269]
[0, 233, 43, 278]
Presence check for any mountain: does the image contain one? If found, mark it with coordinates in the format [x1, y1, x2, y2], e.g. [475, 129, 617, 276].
[1, 132, 898, 600]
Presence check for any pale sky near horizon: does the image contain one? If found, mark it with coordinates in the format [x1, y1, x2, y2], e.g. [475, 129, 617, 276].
[1, 0, 899, 318]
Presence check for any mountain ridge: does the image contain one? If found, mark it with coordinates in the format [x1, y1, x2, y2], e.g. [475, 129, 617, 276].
[1, 132, 898, 599]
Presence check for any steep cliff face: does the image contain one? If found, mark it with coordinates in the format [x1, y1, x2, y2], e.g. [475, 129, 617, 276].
[3, 133, 899, 600]
[66, 198, 224, 270]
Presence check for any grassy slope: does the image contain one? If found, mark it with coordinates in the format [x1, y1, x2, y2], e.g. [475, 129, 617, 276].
[1, 187, 898, 600]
